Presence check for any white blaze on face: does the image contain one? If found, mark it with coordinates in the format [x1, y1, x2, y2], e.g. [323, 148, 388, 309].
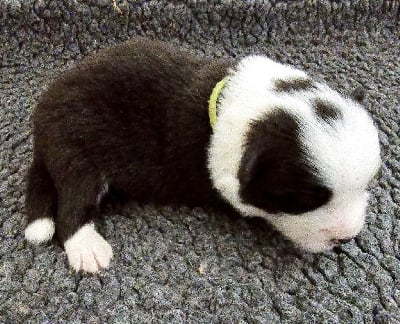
[296, 84, 381, 193]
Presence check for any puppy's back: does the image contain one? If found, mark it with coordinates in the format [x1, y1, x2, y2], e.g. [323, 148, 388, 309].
[33, 38, 230, 205]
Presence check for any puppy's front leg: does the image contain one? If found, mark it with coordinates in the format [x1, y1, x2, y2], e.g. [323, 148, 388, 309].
[56, 176, 113, 273]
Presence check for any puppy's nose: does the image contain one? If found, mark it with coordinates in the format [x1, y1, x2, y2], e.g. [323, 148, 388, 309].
[332, 237, 354, 253]
[332, 238, 353, 245]
[338, 238, 353, 244]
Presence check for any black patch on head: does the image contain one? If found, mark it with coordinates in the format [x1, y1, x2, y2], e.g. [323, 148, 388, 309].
[274, 78, 315, 92]
[313, 99, 342, 123]
[238, 109, 332, 215]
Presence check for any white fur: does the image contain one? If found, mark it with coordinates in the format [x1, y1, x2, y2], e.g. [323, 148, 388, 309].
[64, 223, 113, 273]
[25, 218, 55, 244]
[270, 192, 369, 252]
[207, 56, 381, 252]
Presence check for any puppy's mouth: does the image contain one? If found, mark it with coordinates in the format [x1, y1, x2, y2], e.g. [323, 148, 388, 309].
[330, 237, 353, 245]
[328, 238, 354, 253]
[296, 237, 355, 253]
[330, 236, 356, 250]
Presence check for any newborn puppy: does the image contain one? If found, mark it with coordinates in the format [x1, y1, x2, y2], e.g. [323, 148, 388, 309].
[24, 38, 381, 273]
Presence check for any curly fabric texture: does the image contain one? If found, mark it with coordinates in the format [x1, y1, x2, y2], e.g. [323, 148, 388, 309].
[0, 0, 399, 322]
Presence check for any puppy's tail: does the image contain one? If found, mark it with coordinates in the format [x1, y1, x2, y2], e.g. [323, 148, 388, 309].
[24, 158, 56, 244]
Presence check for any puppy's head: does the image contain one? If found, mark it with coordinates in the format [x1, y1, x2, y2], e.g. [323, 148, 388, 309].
[208, 56, 381, 252]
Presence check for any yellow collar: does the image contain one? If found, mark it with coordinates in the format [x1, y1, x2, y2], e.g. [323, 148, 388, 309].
[208, 77, 228, 130]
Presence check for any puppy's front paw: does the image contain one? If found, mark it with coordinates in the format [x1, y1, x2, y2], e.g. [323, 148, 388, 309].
[64, 223, 113, 273]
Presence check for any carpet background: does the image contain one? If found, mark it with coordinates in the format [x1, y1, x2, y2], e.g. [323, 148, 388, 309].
[0, 0, 399, 322]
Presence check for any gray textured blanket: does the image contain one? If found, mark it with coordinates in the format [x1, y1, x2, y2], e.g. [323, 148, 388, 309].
[0, 1, 399, 322]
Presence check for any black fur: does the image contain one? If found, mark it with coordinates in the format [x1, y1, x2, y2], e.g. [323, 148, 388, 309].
[313, 99, 342, 123]
[274, 78, 315, 92]
[26, 39, 231, 243]
[238, 109, 332, 214]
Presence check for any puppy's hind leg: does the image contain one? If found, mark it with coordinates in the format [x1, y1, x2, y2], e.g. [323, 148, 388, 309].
[56, 173, 113, 273]
[25, 159, 57, 244]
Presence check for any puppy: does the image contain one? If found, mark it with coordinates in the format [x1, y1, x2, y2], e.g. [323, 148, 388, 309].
[24, 38, 381, 273]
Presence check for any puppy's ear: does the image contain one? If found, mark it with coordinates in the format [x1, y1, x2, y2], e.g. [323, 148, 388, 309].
[351, 86, 365, 103]
[238, 147, 264, 187]
[238, 110, 332, 215]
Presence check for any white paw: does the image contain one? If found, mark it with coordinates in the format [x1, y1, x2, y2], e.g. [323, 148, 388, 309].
[64, 223, 113, 273]
[25, 218, 55, 244]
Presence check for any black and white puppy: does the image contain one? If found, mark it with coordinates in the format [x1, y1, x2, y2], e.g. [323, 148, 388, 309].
[24, 38, 381, 273]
